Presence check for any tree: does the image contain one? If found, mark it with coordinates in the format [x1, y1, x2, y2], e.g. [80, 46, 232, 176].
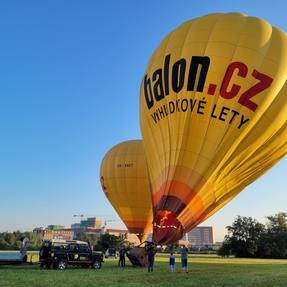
[219, 216, 265, 257]
[3, 232, 16, 247]
[23, 231, 43, 250]
[74, 231, 100, 247]
[217, 241, 231, 257]
[259, 213, 287, 258]
[0, 238, 9, 250]
[0, 231, 43, 250]
[94, 234, 124, 251]
[266, 213, 287, 233]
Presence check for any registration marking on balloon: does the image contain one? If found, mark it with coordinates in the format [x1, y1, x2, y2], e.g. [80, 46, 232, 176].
[143, 54, 273, 129]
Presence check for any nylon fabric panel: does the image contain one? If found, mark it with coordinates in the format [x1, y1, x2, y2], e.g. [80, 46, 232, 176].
[140, 13, 287, 244]
[100, 140, 153, 242]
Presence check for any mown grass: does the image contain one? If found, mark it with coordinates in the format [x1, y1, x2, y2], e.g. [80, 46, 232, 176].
[0, 253, 286, 287]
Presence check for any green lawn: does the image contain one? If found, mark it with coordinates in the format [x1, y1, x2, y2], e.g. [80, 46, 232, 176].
[0, 254, 286, 287]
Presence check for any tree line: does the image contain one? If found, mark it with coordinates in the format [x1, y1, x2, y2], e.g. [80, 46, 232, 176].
[75, 232, 133, 251]
[218, 212, 287, 258]
[1, 212, 287, 258]
[0, 230, 132, 251]
[0, 231, 42, 250]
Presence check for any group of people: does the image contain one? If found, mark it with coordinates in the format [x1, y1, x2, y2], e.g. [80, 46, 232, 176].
[146, 243, 189, 273]
[117, 243, 189, 273]
[169, 245, 189, 273]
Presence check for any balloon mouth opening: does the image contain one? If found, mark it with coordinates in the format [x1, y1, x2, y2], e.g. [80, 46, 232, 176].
[152, 210, 184, 245]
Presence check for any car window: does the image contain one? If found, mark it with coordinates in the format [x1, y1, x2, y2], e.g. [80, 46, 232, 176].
[52, 243, 68, 252]
[69, 244, 79, 252]
[78, 244, 90, 252]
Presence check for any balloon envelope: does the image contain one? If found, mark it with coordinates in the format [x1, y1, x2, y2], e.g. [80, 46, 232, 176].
[140, 13, 287, 244]
[100, 140, 153, 242]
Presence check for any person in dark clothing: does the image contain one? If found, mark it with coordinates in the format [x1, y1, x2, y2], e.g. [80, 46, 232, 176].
[118, 247, 126, 267]
[180, 245, 189, 273]
[146, 242, 157, 272]
[147, 248, 155, 272]
[39, 241, 52, 269]
[169, 252, 175, 272]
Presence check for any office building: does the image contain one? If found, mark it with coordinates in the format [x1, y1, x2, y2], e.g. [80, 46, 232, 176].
[71, 217, 102, 230]
[182, 226, 214, 246]
[47, 225, 65, 230]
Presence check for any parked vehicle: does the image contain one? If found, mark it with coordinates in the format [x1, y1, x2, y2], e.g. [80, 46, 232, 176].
[104, 248, 117, 258]
[39, 240, 104, 270]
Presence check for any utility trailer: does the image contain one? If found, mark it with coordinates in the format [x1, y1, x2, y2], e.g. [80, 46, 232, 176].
[0, 253, 28, 265]
[0, 237, 29, 265]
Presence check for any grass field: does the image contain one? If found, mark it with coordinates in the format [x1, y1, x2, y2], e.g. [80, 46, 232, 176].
[0, 253, 287, 287]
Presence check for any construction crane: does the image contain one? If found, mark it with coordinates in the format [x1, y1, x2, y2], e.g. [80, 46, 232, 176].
[73, 214, 98, 218]
[73, 214, 119, 228]
[73, 214, 85, 220]
[104, 219, 117, 227]
[73, 214, 106, 222]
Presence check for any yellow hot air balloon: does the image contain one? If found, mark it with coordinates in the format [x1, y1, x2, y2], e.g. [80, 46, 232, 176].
[100, 140, 153, 242]
[140, 13, 287, 244]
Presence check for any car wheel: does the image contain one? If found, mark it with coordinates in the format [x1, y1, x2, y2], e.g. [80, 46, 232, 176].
[58, 260, 68, 270]
[92, 260, 101, 269]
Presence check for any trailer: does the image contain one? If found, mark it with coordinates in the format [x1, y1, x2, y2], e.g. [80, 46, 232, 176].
[0, 253, 28, 265]
[0, 237, 29, 265]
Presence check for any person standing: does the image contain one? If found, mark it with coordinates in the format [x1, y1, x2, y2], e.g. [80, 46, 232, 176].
[119, 247, 126, 267]
[180, 245, 188, 273]
[146, 242, 156, 272]
[169, 252, 175, 272]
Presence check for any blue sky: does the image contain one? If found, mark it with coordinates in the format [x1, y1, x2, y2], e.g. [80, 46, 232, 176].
[0, 0, 286, 241]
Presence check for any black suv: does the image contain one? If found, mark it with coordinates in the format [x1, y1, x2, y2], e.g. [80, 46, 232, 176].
[39, 240, 104, 270]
